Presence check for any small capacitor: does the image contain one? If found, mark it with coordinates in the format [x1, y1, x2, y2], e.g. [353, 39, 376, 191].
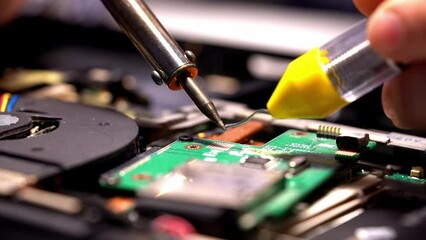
[286, 156, 310, 177]
[267, 19, 401, 119]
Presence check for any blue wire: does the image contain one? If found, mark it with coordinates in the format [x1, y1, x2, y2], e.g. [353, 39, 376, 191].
[6, 95, 19, 112]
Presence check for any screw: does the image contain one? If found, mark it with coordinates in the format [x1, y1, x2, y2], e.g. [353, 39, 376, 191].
[179, 135, 193, 141]
[105, 176, 121, 186]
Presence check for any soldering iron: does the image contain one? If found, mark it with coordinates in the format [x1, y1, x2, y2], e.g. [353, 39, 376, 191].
[101, 0, 225, 130]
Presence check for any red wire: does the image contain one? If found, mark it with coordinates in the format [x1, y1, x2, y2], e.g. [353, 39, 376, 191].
[152, 214, 196, 239]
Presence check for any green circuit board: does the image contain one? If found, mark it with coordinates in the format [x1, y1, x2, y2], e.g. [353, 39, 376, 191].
[100, 129, 376, 228]
[386, 173, 426, 184]
[101, 130, 375, 191]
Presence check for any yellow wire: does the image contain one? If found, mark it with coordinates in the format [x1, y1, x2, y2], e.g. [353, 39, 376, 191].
[0, 93, 11, 112]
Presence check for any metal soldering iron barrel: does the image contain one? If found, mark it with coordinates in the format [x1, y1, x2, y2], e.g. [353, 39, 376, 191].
[101, 0, 198, 90]
[179, 76, 225, 130]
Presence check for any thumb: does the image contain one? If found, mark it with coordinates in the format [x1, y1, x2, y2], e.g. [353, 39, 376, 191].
[382, 61, 426, 130]
[367, 0, 426, 63]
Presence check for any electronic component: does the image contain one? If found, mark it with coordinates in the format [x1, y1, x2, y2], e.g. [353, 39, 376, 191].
[336, 134, 370, 152]
[289, 156, 308, 168]
[410, 166, 424, 179]
[0, 96, 424, 239]
[242, 157, 276, 170]
[0, 90, 424, 240]
[100, 129, 374, 192]
[286, 156, 310, 177]
[139, 160, 285, 209]
[0, 97, 139, 180]
[101, 122, 377, 233]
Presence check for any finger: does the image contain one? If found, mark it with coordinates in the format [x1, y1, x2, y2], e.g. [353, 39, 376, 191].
[353, 0, 383, 16]
[0, 0, 25, 26]
[382, 61, 426, 130]
[367, 0, 426, 62]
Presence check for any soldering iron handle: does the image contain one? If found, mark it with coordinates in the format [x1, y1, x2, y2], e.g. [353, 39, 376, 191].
[101, 0, 198, 90]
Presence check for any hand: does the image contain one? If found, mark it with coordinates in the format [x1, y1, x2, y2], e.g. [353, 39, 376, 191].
[354, 0, 426, 130]
[0, 0, 25, 26]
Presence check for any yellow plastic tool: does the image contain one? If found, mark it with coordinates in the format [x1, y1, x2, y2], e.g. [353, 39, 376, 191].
[267, 20, 401, 119]
[267, 47, 348, 119]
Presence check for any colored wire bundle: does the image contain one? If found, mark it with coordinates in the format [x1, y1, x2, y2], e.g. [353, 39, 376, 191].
[0, 93, 19, 112]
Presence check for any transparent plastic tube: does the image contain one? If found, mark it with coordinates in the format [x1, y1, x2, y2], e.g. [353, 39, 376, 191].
[322, 20, 401, 102]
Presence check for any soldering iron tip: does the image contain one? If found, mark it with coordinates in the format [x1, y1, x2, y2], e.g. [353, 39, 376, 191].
[179, 76, 225, 130]
[217, 118, 226, 130]
[203, 102, 225, 130]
